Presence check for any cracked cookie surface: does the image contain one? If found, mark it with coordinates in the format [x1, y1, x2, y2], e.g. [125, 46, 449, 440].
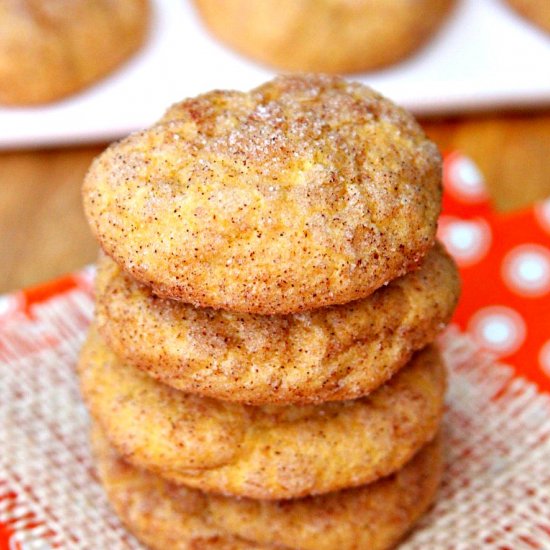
[95, 243, 458, 405]
[83, 74, 442, 314]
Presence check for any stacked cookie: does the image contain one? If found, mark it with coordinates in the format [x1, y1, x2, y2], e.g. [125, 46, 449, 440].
[80, 75, 459, 550]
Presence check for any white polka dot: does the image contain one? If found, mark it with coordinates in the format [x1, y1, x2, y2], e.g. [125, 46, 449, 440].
[469, 306, 526, 357]
[0, 293, 24, 319]
[438, 216, 492, 267]
[539, 340, 550, 377]
[447, 156, 488, 203]
[12, 536, 52, 550]
[534, 198, 550, 235]
[74, 264, 96, 290]
[502, 245, 550, 297]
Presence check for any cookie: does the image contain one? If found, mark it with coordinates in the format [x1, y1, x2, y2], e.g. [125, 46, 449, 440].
[95, 243, 458, 405]
[193, 0, 454, 73]
[83, 74, 442, 314]
[93, 425, 443, 550]
[79, 329, 446, 500]
[506, 0, 550, 33]
[0, 0, 149, 105]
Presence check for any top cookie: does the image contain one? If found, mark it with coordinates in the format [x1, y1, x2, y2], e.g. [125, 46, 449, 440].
[83, 75, 442, 314]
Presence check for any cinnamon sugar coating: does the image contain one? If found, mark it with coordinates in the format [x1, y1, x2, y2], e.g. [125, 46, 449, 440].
[93, 425, 443, 550]
[95, 243, 458, 405]
[79, 329, 445, 500]
[194, 0, 455, 73]
[0, 0, 149, 105]
[83, 75, 442, 314]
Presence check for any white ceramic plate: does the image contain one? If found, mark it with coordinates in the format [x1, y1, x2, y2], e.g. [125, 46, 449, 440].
[1, 0, 550, 149]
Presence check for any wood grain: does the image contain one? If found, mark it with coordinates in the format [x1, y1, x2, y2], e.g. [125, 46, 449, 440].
[1, 145, 104, 293]
[1, 111, 549, 293]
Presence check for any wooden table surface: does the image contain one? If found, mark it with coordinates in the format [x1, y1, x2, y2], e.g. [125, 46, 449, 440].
[1, 110, 550, 294]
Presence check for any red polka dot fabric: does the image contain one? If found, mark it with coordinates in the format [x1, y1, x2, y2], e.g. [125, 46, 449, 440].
[439, 152, 550, 392]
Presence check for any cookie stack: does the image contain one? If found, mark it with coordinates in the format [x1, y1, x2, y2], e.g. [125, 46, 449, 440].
[80, 75, 459, 550]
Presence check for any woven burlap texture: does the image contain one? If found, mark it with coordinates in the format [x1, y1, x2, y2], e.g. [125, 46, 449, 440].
[0, 286, 549, 549]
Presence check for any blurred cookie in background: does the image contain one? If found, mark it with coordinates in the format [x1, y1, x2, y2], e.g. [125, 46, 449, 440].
[506, 0, 550, 34]
[0, 0, 150, 105]
[193, 0, 455, 73]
